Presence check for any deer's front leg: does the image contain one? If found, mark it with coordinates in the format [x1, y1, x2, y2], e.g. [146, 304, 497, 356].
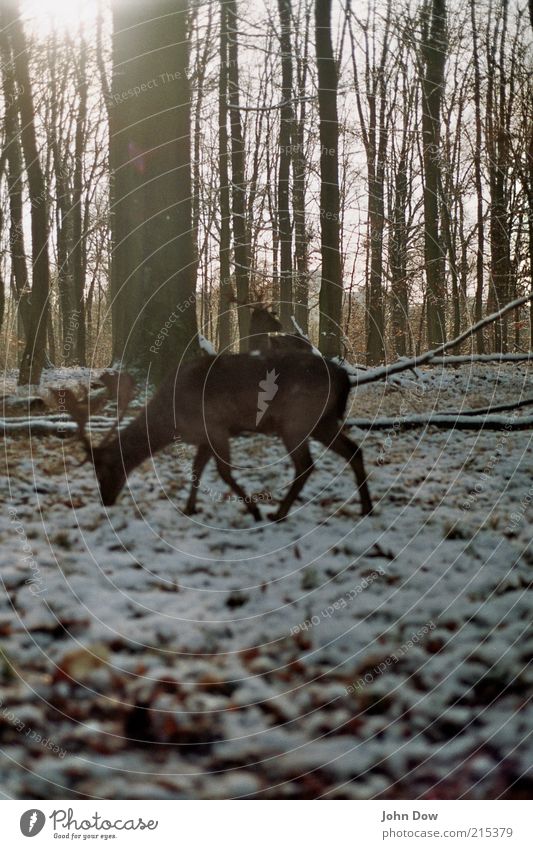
[183, 444, 211, 515]
[212, 438, 261, 521]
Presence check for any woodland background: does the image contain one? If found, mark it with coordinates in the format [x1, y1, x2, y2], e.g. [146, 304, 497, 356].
[0, 0, 531, 385]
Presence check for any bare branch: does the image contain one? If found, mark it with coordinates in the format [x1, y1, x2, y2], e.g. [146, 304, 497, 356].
[351, 294, 533, 387]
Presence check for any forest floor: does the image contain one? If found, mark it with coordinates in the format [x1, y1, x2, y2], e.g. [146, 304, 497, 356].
[0, 362, 532, 799]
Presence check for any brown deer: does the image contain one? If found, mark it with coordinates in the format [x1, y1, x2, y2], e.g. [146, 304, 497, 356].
[56, 353, 373, 521]
[232, 294, 313, 354]
[248, 304, 313, 353]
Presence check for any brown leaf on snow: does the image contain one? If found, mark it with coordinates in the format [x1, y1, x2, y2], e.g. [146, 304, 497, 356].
[52, 644, 110, 684]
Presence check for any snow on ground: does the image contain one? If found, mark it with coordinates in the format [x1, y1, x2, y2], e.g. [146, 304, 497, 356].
[0, 363, 531, 799]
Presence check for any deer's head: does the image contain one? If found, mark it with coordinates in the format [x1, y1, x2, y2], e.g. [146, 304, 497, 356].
[229, 291, 284, 344]
[52, 372, 135, 506]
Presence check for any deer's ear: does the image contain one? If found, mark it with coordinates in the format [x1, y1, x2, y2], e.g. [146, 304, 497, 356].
[99, 372, 135, 418]
[51, 388, 88, 430]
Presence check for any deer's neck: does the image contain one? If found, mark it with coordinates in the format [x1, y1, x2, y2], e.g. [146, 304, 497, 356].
[110, 400, 176, 473]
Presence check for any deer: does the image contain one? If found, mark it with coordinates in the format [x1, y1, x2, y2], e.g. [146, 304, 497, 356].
[248, 303, 313, 354]
[55, 352, 373, 522]
[230, 291, 313, 354]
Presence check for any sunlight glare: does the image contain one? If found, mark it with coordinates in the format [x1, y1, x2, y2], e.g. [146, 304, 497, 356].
[22, 0, 95, 38]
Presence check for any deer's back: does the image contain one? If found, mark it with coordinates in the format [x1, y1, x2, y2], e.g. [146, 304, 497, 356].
[165, 352, 350, 443]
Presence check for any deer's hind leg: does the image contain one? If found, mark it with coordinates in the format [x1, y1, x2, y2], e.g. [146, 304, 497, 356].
[272, 434, 315, 522]
[314, 423, 373, 516]
[211, 437, 261, 521]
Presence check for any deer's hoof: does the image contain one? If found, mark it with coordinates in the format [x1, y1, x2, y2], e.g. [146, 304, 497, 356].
[269, 510, 287, 523]
[183, 505, 198, 516]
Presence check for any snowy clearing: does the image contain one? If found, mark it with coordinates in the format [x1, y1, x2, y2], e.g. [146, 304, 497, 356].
[0, 363, 531, 799]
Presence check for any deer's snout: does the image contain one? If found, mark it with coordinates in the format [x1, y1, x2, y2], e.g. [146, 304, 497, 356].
[92, 450, 126, 506]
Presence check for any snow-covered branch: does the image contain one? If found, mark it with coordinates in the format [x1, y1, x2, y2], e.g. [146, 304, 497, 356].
[350, 294, 533, 387]
[346, 412, 533, 432]
[421, 353, 533, 366]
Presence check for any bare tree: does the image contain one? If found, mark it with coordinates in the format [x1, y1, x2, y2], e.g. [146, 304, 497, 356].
[217, 0, 232, 352]
[471, 0, 485, 352]
[0, 26, 31, 343]
[109, 0, 198, 379]
[71, 33, 88, 364]
[292, 0, 311, 335]
[277, 0, 295, 329]
[419, 0, 447, 347]
[3, 2, 51, 385]
[315, 0, 342, 358]
[226, 0, 250, 350]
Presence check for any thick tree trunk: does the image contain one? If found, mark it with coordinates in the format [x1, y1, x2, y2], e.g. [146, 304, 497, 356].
[292, 7, 310, 335]
[217, 0, 232, 353]
[390, 149, 409, 357]
[226, 0, 250, 350]
[72, 37, 88, 365]
[471, 0, 485, 352]
[486, 0, 511, 352]
[315, 0, 342, 358]
[110, 0, 198, 380]
[48, 36, 76, 365]
[277, 0, 294, 330]
[4, 4, 51, 385]
[420, 0, 447, 348]
[0, 33, 31, 342]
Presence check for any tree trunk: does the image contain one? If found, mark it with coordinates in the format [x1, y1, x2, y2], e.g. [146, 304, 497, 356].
[0, 29, 31, 342]
[71, 37, 88, 365]
[390, 147, 409, 357]
[4, 3, 51, 385]
[277, 0, 294, 330]
[292, 0, 311, 335]
[349, 0, 391, 364]
[217, 0, 232, 352]
[420, 0, 447, 348]
[109, 0, 198, 380]
[226, 0, 250, 350]
[315, 0, 342, 358]
[486, 0, 511, 352]
[471, 0, 485, 352]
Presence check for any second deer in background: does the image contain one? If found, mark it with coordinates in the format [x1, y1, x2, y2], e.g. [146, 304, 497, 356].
[247, 303, 314, 354]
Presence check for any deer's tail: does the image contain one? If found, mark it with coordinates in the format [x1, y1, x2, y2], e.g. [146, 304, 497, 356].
[335, 368, 352, 421]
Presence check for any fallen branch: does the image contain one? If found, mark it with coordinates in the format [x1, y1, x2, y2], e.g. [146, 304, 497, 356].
[346, 412, 533, 432]
[0, 416, 134, 437]
[423, 353, 533, 365]
[351, 294, 533, 387]
[445, 397, 533, 417]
